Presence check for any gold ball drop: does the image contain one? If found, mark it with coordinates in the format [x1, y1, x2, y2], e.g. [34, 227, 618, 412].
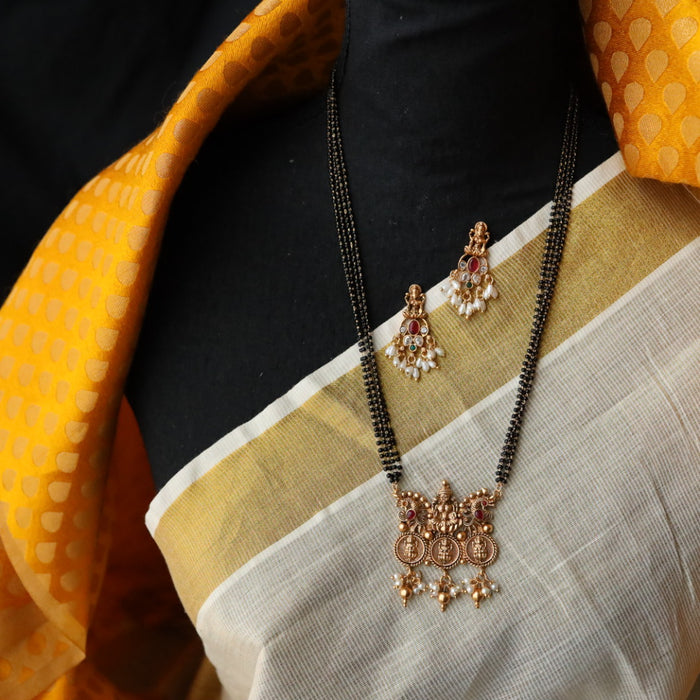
[482, 523, 494, 534]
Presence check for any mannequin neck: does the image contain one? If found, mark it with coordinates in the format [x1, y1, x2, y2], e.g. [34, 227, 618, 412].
[333, 0, 582, 249]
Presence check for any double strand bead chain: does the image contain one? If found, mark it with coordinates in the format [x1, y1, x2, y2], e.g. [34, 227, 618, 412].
[327, 70, 580, 609]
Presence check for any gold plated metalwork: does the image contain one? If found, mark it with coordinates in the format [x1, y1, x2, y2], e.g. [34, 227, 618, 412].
[394, 533, 427, 566]
[442, 221, 499, 318]
[329, 74, 580, 616]
[385, 284, 444, 381]
[464, 533, 498, 567]
[392, 480, 501, 610]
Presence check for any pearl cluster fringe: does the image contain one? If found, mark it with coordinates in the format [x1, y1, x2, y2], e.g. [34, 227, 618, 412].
[441, 276, 498, 317]
[385, 344, 444, 380]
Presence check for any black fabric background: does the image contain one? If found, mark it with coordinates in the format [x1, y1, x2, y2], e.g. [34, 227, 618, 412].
[0, 1, 618, 487]
[0, 1, 253, 293]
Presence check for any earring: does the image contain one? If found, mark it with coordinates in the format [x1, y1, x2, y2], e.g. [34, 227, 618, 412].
[385, 284, 444, 381]
[442, 221, 498, 317]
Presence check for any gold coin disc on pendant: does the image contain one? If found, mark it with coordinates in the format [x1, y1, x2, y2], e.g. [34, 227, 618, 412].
[394, 532, 427, 567]
[429, 535, 462, 569]
[464, 533, 498, 567]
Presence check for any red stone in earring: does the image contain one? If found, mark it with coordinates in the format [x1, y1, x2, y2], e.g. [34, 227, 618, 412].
[385, 284, 444, 381]
[442, 221, 499, 318]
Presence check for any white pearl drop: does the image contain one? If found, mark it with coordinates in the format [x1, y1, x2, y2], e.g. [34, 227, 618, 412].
[458, 303, 466, 315]
[475, 298, 486, 312]
[466, 303, 474, 316]
[427, 349, 436, 360]
[491, 284, 499, 298]
[422, 362, 430, 373]
[429, 582, 439, 592]
[450, 586, 459, 598]
[412, 367, 420, 379]
[483, 284, 493, 300]
[489, 583, 498, 591]
[416, 583, 425, 593]
[393, 357, 400, 367]
[451, 278, 461, 290]
[481, 587, 490, 596]
[428, 360, 437, 369]
[435, 347, 445, 356]
[466, 585, 473, 594]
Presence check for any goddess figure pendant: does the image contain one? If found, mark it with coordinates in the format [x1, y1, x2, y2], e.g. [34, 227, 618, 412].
[391, 480, 501, 611]
[442, 221, 499, 317]
[384, 284, 444, 381]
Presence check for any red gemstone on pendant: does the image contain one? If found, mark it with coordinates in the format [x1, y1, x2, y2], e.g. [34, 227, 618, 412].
[406, 509, 416, 520]
[408, 320, 421, 335]
[467, 256, 480, 273]
[474, 509, 484, 520]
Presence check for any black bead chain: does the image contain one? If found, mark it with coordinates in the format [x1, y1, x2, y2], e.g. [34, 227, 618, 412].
[326, 69, 580, 488]
[327, 74, 402, 480]
[495, 84, 580, 484]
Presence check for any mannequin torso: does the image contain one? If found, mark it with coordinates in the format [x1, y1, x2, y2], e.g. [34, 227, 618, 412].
[125, 0, 618, 487]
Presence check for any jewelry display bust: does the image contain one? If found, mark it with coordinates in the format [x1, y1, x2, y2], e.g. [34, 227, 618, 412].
[124, 0, 617, 487]
[0, 1, 698, 697]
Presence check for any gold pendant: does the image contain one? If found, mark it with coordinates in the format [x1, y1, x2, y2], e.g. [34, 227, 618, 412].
[384, 284, 444, 380]
[441, 221, 499, 318]
[392, 480, 501, 611]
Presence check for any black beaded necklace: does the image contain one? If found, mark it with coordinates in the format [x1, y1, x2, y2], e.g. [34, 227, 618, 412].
[327, 70, 580, 610]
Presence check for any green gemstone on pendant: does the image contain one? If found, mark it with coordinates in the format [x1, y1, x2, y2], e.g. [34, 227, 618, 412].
[466, 282, 473, 288]
[409, 344, 416, 352]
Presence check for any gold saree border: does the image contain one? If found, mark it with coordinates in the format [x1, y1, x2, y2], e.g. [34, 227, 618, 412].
[154, 173, 698, 621]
